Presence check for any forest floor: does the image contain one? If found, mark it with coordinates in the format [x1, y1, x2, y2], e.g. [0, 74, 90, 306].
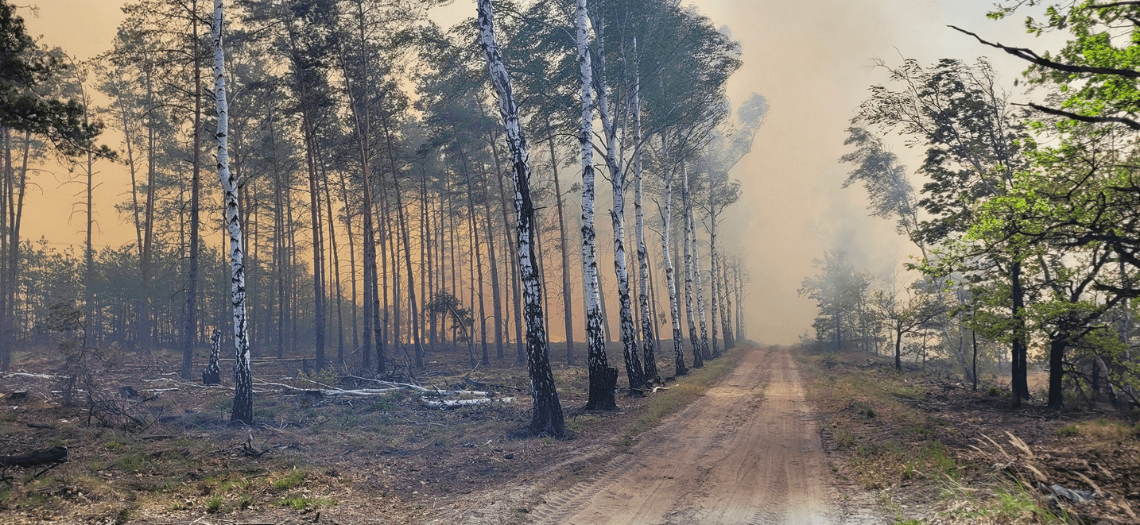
[8, 339, 1133, 525]
[0, 339, 787, 524]
[798, 349, 1140, 524]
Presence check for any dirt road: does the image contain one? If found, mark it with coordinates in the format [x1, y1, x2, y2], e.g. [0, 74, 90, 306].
[529, 346, 874, 525]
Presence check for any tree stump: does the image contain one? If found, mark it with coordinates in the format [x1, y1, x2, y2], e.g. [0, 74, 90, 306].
[202, 329, 221, 385]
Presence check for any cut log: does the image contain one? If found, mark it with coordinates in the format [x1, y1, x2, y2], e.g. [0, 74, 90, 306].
[0, 447, 68, 469]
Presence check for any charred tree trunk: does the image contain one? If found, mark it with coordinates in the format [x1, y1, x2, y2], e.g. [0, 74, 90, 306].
[591, 10, 644, 392]
[576, 0, 616, 410]
[477, 163, 504, 362]
[1011, 260, 1029, 407]
[477, 0, 566, 436]
[203, 328, 221, 385]
[482, 124, 525, 364]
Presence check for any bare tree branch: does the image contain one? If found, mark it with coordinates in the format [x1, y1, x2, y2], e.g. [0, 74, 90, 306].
[1015, 102, 1140, 130]
[948, 25, 1140, 79]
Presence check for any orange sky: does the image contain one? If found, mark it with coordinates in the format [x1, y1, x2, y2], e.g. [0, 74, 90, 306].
[19, 0, 1057, 344]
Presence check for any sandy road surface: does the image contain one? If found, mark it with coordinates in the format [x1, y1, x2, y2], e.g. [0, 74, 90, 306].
[530, 346, 875, 525]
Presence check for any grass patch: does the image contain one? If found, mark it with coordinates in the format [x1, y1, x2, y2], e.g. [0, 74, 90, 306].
[114, 453, 149, 472]
[280, 496, 332, 511]
[205, 494, 223, 514]
[272, 469, 305, 491]
[992, 482, 1065, 522]
[798, 351, 965, 490]
[568, 414, 597, 434]
[1056, 418, 1136, 441]
[620, 348, 745, 446]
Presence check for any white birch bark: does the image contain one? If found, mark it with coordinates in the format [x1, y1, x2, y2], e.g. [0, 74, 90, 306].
[709, 234, 721, 358]
[591, 10, 643, 390]
[477, 0, 565, 436]
[213, 0, 252, 425]
[632, 37, 658, 382]
[734, 263, 746, 342]
[680, 163, 703, 368]
[689, 208, 710, 360]
[719, 251, 734, 349]
[660, 147, 687, 376]
[576, 0, 615, 409]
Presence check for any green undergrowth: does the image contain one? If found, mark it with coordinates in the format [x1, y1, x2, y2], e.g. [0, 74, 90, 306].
[799, 351, 963, 490]
[620, 346, 749, 446]
[798, 350, 1065, 523]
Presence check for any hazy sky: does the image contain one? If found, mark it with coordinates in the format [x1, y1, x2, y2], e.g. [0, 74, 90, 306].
[20, 0, 1050, 344]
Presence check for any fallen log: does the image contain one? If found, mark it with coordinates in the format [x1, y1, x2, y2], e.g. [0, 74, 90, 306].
[421, 397, 514, 409]
[0, 447, 68, 469]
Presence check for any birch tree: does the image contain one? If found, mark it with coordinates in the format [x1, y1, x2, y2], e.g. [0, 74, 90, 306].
[577, 0, 617, 410]
[632, 37, 658, 382]
[703, 93, 766, 353]
[589, 1, 645, 392]
[680, 163, 704, 368]
[212, 0, 252, 424]
[477, 0, 565, 437]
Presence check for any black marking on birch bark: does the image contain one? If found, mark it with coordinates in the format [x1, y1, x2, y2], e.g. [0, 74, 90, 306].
[478, 0, 564, 437]
[213, 0, 252, 425]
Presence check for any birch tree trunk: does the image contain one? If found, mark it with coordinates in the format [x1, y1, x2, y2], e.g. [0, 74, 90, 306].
[734, 263, 745, 342]
[576, 0, 617, 410]
[477, 0, 565, 437]
[661, 152, 687, 376]
[719, 252, 734, 349]
[688, 208, 710, 361]
[632, 39, 658, 382]
[591, 9, 644, 392]
[708, 233, 721, 359]
[213, 0, 252, 424]
[681, 163, 703, 368]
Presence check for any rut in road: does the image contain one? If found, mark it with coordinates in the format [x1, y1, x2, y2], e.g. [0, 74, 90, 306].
[530, 346, 855, 525]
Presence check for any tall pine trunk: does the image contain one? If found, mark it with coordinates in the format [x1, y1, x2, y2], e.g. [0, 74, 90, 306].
[182, 3, 202, 379]
[477, 163, 504, 361]
[546, 128, 574, 365]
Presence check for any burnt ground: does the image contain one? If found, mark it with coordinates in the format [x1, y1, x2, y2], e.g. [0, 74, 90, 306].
[0, 340, 742, 524]
[798, 349, 1140, 524]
